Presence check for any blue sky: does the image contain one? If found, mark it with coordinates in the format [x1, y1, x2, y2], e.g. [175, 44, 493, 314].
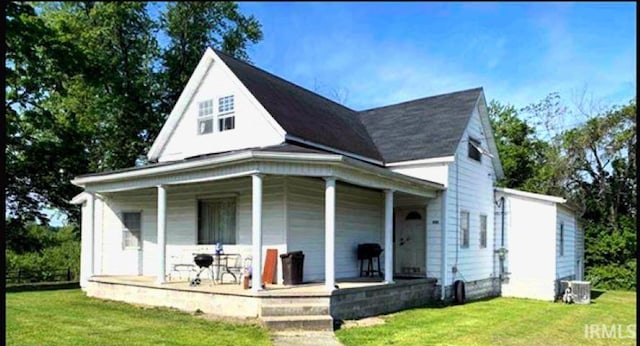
[46, 2, 637, 227]
[236, 2, 635, 112]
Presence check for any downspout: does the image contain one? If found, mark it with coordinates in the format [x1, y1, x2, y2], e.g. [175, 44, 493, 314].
[494, 195, 507, 280]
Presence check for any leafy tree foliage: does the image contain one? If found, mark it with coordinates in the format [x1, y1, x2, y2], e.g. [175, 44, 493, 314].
[6, 2, 263, 231]
[488, 101, 549, 191]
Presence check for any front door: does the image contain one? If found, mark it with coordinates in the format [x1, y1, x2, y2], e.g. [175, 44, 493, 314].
[394, 208, 426, 277]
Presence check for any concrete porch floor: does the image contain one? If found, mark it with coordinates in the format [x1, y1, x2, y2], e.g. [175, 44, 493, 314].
[90, 275, 394, 297]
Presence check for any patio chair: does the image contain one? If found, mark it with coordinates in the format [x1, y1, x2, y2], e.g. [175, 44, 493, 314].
[219, 254, 243, 284]
[167, 251, 198, 282]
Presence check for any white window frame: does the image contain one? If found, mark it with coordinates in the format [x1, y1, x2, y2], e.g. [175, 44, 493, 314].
[217, 95, 235, 132]
[479, 214, 487, 248]
[197, 99, 215, 135]
[460, 210, 470, 248]
[121, 211, 142, 250]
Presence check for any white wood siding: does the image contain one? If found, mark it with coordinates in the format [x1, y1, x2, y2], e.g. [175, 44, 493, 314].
[97, 177, 287, 281]
[158, 57, 283, 162]
[391, 164, 449, 187]
[445, 105, 497, 284]
[497, 191, 557, 301]
[575, 221, 585, 280]
[556, 205, 577, 279]
[285, 177, 385, 282]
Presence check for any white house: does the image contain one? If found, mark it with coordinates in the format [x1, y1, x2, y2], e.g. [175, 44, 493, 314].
[495, 188, 584, 301]
[70, 48, 583, 327]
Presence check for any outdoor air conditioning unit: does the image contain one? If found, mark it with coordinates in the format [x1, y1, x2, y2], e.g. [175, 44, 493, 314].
[560, 280, 591, 304]
[571, 281, 591, 304]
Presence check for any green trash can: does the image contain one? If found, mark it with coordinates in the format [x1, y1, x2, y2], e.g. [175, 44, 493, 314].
[280, 251, 304, 285]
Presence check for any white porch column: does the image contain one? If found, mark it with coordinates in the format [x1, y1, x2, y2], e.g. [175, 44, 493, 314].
[252, 174, 263, 292]
[440, 190, 448, 300]
[384, 190, 394, 283]
[324, 177, 336, 290]
[80, 192, 95, 287]
[156, 185, 167, 284]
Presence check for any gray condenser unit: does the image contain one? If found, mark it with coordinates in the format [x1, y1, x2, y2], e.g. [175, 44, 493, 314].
[560, 280, 591, 304]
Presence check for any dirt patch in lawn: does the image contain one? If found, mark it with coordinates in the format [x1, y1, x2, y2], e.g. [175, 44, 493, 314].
[340, 316, 386, 329]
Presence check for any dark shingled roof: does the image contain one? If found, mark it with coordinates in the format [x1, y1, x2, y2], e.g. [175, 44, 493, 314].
[216, 50, 383, 162]
[358, 88, 483, 163]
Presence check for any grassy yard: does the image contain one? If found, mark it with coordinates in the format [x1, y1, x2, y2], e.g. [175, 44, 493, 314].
[6, 289, 271, 346]
[336, 290, 636, 346]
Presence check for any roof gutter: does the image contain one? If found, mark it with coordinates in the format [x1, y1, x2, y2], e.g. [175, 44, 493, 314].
[72, 150, 443, 194]
[72, 151, 344, 187]
[495, 187, 566, 204]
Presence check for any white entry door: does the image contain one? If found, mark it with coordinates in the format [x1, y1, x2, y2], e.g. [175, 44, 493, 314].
[394, 208, 426, 277]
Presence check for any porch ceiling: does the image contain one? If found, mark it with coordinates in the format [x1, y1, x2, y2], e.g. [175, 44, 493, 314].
[72, 148, 443, 197]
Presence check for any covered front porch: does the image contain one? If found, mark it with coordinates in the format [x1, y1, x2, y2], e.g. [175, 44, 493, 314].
[86, 274, 438, 323]
[72, 147, 445, 320]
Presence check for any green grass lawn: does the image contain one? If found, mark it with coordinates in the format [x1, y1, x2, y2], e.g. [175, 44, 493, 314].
[336, 290, 637, 346]
[6, 289, 271, 346]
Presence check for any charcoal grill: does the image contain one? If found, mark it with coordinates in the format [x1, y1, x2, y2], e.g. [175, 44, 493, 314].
[190, 254, 215, 286]
[357, 243, 383, 277]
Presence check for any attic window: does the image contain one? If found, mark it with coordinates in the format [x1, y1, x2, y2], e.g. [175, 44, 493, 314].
[468, 137, 482, 162]
[218, 95, 235, 131]
[198, 99, 214, 135]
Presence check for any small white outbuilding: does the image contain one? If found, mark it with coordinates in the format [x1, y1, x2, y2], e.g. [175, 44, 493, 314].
[495, 187, 584, 301]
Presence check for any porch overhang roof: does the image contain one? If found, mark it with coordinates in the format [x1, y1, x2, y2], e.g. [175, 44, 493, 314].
[71, 148, 444, 197]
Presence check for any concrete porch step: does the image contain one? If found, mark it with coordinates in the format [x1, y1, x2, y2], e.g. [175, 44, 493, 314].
[262, 315, 334, 331]
[261, 297, 330, 306]
[261, 304, 330, 316]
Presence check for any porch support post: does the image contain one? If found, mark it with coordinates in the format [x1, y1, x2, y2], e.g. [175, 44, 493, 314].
[156, 185, 167, 284]
[384, 189, 394, 283]
[80, 192, 95, 287]
[252, 174, 263, 292]
[440, 190, 448, 300]
[324, 177, 336, 290]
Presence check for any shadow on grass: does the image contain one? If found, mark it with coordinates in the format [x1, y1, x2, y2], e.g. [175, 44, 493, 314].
[6, 281, 80, 293]
[590, 290, 605, 300]
[333, 295, 502, 330]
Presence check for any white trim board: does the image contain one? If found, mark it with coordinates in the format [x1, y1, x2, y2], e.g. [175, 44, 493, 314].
[495, 187, 566, 204]
[385, 156, 455, 167]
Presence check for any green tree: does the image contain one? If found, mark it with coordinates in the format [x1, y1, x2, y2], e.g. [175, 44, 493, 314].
[5, 2, 263, 229]
[487, 100, 549, 191]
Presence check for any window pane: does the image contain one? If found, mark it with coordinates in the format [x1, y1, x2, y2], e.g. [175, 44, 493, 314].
[480, 215, 487, 248]
[218, 95, 234, 113]
[198, 119, 213, 134]
[122, 212, 141, 248]
[199, 100, 214, 117]
[198, 199, 236, 244]
[461, 211, 470, 248]
[219, 116, 235, 131]
[468, 138, 482, 162]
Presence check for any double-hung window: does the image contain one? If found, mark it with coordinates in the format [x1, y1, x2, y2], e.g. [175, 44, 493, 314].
[122, 212, 142, 249]
[198, 99, 214, 135]
[198, 198, 237, 244]
[479, 214, 487, 248]
[460, 211, 470, 248]
[560, 222, 564, 256]
[217, 95, 235, 131]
